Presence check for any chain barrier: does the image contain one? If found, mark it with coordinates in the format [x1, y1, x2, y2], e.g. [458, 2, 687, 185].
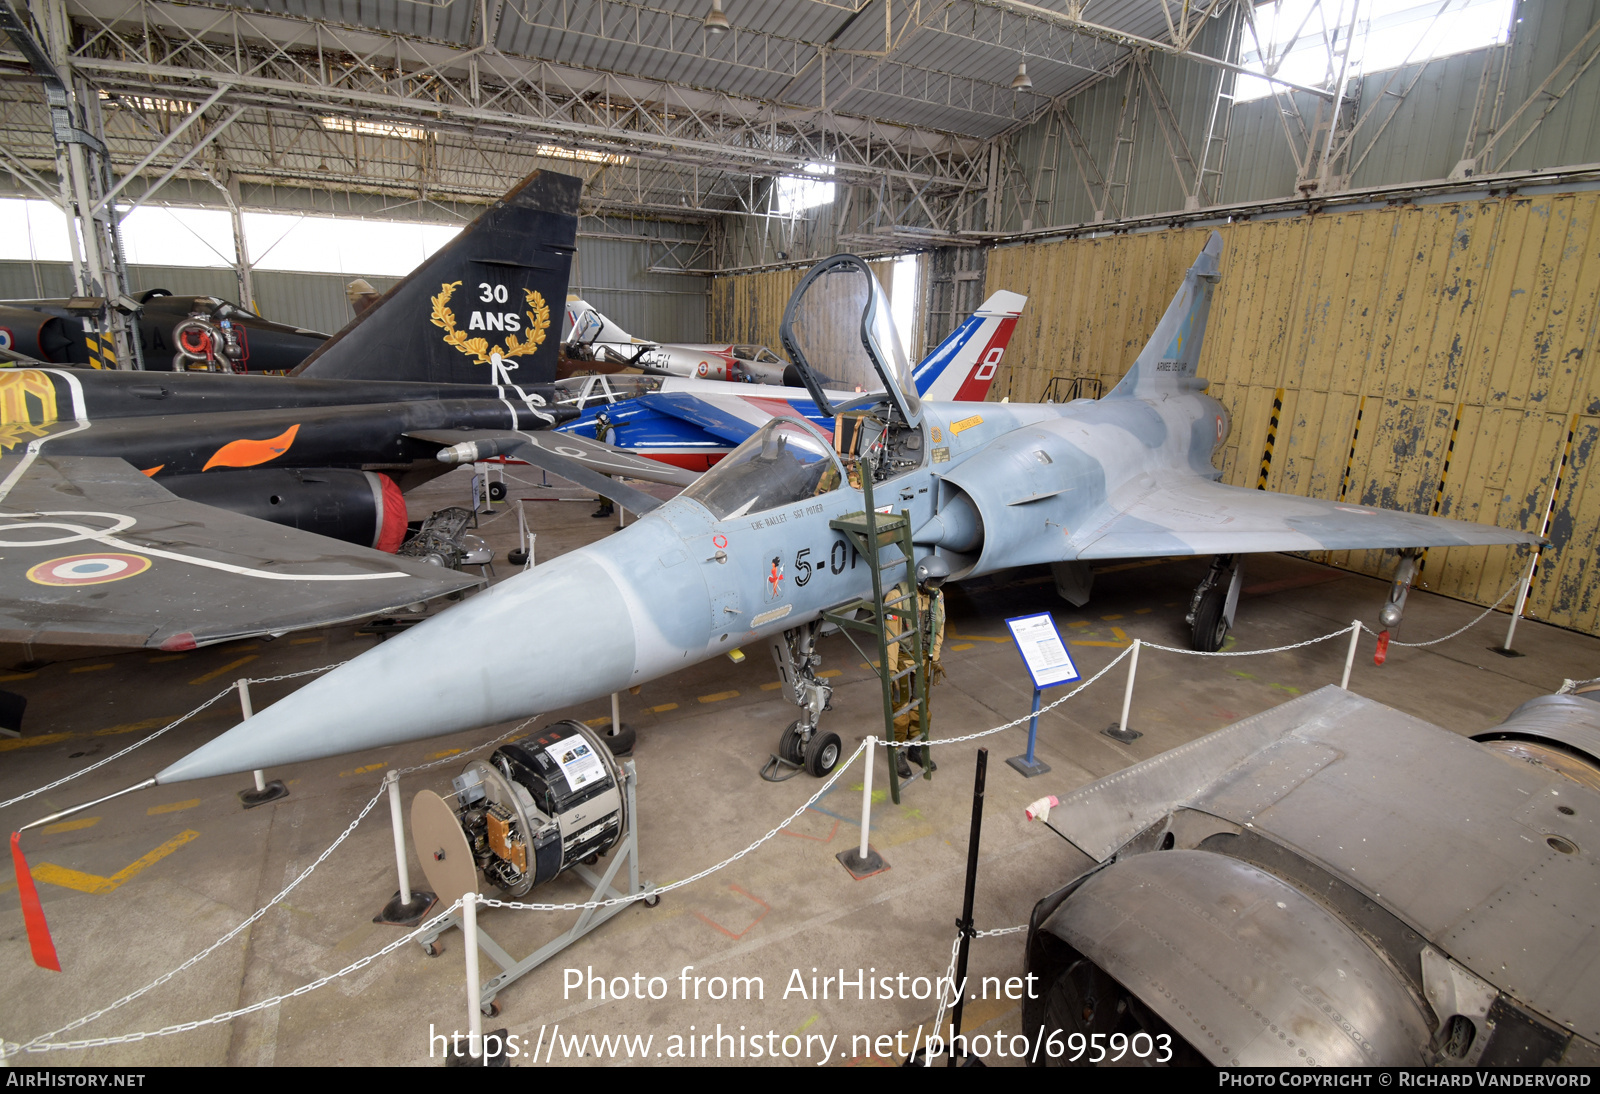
[1359, 569, 1522, 648]
[12, 776, 389, 1055]
[0, 662, 345, 812]
[926, 924, 1027, 1057]
[884, 642, 1138, 752]
[5, 565, 1524, 1056]
[13, 898, 468, 1055]
[394, 715, 540, 778]
[485, 735, 873, 913]
[1139, 629, 1349, 658]
[8, 715, 540, 1057]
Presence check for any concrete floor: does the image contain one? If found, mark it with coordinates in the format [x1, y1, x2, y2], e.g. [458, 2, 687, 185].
[1, 464, 1595, 1066]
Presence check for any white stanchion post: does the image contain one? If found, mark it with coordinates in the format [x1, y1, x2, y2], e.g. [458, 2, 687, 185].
[464, 895, 483, 1060]
[387, 770, 411, 906]
[1500, 477, 1560, 655]
[858, 738, 875, 862]
[610, 692, 622, 736]
[1341, 621, 1360, 689]
[1501, 553, 1537, 653]
[1117, 640, 1140, 738]
[238, 679, 266, 793]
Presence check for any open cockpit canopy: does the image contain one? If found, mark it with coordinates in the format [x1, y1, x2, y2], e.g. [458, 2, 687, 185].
[779, 255, 920, 426]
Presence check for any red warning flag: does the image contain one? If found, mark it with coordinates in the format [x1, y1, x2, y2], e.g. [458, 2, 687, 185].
[11, 831, 60, 971]
[1373, 630, 1391, 667]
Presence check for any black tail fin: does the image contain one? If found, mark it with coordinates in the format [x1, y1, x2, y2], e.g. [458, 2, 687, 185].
[293, 170, 581, 385]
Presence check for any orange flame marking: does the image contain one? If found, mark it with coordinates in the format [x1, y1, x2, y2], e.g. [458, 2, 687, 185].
[202, 424, 300, 472]
[141, 464, 164, 477]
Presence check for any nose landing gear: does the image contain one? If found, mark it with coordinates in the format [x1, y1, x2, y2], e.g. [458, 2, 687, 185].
[761, 621, 839, 781]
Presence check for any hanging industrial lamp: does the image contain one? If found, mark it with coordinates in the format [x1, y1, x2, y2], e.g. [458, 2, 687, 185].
[1011, 60, 1033, 91]
[705, 0, 730, 36]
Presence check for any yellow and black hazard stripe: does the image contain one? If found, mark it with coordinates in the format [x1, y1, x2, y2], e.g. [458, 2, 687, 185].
[1418, 403, 1464, 577]
[83, 334, 116, 370]
[1337, 395, 1366, 501]
[1429, 405, 1463, 517]
[1255, 388, 1284, 490]
[1528, 414, 1579, 594]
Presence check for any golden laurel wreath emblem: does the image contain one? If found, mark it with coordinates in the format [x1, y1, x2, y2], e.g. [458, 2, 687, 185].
[429, 281, 551, 366]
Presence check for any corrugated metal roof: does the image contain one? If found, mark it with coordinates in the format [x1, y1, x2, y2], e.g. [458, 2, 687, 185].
[104, 0, 1202, 143]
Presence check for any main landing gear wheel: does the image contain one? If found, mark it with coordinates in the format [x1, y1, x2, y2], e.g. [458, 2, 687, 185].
[806, 731, 841, 777]
[487, 481, 507, 502]
[1190, 582, 1229, 652]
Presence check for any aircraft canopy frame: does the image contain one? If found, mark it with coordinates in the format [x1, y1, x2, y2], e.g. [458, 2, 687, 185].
[779, 254, 921, 426]
[679, 417, 844, 521]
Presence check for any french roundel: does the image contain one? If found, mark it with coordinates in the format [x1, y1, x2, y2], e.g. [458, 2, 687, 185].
[27, 553, 152, 586]
[0, 327, 12, 350]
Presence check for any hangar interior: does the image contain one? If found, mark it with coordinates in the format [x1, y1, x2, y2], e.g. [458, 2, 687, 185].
[2, 0, 1599, 1069]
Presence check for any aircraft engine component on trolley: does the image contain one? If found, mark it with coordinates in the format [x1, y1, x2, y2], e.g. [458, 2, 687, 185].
[449, 720, 625, 897]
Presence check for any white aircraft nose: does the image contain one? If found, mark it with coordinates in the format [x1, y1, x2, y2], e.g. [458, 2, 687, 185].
[154, 547, 641, 783]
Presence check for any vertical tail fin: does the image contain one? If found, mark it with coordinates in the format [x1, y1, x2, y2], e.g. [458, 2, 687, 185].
[564, 298, 640, 347]
[292, 170, 581, 385]
[912, 290, 1027, 401]
[1104, 231, 1222, 399]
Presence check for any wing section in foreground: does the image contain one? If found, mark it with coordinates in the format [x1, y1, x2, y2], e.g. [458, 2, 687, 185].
[0, 455, 481, 649]
[408, 429, 686, 514]
[1066, 473, 1543, 560]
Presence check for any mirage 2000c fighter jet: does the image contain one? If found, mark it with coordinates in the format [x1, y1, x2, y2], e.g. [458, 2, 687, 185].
[135, 232, 1541, 795]
[0, 170, 584, 652]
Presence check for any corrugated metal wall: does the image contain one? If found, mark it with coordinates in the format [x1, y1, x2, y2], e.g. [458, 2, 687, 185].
[985, 191, 1600, 636]
[708, 258, 901, 357]
[0, 226, 708, 342]
[0, 261, 398, 335]
[1005, 0, 1600, 228]
[1003, 16, 1231, 229]
[570, 233, 708, 344]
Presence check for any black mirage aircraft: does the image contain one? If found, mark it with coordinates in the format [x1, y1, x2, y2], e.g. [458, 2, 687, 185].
[0, 290, 328, 373]
[0, 169, 599, 653]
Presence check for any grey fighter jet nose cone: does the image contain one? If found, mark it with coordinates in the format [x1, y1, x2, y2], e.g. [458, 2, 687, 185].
[153, 543, 648, 784]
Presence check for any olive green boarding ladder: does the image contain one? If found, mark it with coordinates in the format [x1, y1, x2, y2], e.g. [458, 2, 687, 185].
[820, 460, 931, 805]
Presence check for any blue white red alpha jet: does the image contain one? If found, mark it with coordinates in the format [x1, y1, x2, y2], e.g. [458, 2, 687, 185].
[549, 289, 1027, 474]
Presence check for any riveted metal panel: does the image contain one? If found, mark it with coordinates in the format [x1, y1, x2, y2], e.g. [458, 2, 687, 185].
[984, 191, 1600, 636]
